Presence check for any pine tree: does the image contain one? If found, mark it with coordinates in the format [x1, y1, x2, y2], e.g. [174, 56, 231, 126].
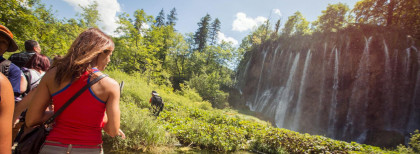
[155, 8, 165, 27]
[167, 7, 178, 26]
[194, 14, 211, 52]
[209, 18, 221, 45]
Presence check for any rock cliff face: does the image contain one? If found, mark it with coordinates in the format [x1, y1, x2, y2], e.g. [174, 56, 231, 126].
[236, 27, 420, 147]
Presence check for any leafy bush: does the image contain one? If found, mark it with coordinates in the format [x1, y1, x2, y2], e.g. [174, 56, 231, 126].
[410, 130, 420, 153]
[187, 73, 229, 108]
[103, 101, 176, 151]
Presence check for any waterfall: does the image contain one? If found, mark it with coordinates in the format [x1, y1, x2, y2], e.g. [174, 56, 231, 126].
[275, 53, 300, 128]
[238, 30, 420, 146]
[292, 50, 312, 131]
[405, 49, 411, 77]
[239, 57, 252, 95]
[248, 50, 268, 111]
[271, 45, 281, 71]
[408, 46, 420, 132]
[316, 43, 328, 128]
[343, 36, 372, 140]
[328, 49, 339, 137]
[255, 89, 273, 112]
[254, 46, 282, 112]
[383, 40, 393, 129]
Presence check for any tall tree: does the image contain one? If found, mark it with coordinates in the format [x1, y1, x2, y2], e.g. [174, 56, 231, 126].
[274, 19, 281, 35]
[282, 11, 310, 36]
[352, 0, 420, 38]
[155, 9, 165, 27]
[313, 3, 350, 33]
[79, 1, 101, 28]
[194, 14, 211, 52]
[166, 7, 178, 26]
[209, 18, 221, 45]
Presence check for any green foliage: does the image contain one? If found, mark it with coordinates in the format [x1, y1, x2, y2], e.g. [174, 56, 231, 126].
[166, 8, 177, 26]
[78, 1, 100, 28]
[209, 18, 221, 45]
[409, 130, 420, 153]
[103, 101, 173, 151]
[194, 14, 211, 52]
[352, 0, 420, 38]
[282, 11, 311, 36]
[313, 3, 350, 33]
[0, 0, 84, 58]
[155, 9, 165, 27]
[188, 72, 229, 108]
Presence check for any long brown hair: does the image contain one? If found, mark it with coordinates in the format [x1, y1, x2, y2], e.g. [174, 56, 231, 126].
[53, 28, 114, 84]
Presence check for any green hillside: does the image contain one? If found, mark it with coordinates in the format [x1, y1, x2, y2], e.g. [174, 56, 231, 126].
[102, 70, 419, 153]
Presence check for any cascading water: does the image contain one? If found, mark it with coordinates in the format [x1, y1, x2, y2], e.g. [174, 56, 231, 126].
[274, 53, 300, 128]
[327, 49, 339, 137]
[344, 36, 372, 142]
[238, 29, 420, 147]
[316, 43, 328, 129]
[408, 46, 420, 132]
[248, 49, 268, 111]
[383, 40, 393, 130]
[291, 50, 311, 131]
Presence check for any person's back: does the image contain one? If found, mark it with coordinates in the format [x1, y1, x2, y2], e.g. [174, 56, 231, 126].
[9, 52, 35, 68]
[25, 28, 125, 153]
[46, 67, 107, 145]
[149, 91, 164, 116]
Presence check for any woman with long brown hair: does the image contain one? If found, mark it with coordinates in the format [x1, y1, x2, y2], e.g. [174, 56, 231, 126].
[26, 28, 125, 153]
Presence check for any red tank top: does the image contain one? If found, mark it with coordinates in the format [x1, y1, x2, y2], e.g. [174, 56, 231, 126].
[46, 68, 106, 145]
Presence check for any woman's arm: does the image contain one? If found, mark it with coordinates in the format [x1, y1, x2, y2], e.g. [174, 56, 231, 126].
[103, 79, 121, 137]
[25, 72, 51, 127]
[13, 88, 36, 124]
[0, 74, 15, 153]
[20, 74, 27, 93]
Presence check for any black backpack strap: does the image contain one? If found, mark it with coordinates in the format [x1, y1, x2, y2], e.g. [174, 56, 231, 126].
[44, 74, 108, 125]
[0, 59, 11, 78]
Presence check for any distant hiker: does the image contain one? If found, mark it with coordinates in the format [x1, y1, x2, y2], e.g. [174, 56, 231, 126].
[149, 90, 164, 116]
[9, 40, 41, 68]
[0, 72, 15, 154]
[0, 25, 27, 101]
[25, 28, 125, 153]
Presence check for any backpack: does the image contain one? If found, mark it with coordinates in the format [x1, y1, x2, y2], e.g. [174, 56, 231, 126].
[151, 95, 163, 107]
[0, 59, 11, 77]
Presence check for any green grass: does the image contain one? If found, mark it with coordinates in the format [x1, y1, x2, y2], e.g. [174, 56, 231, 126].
[103, 69, 418, 154]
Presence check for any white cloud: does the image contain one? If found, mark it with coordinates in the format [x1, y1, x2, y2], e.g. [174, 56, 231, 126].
[217, 32, 238, 46]
[63, 0, 121, 36]
[273, 9, 282, 16]
[232, 12, 267, 32]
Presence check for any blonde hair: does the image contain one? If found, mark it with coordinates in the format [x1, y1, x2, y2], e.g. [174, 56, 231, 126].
[53, 28, 114, 84]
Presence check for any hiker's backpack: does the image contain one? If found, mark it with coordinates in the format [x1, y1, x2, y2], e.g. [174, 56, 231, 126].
[0, 59, 11, 77]
[151, 95, 163, 107]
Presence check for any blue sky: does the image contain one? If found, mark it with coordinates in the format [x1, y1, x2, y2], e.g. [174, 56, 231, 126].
[41, 0, 360, 46]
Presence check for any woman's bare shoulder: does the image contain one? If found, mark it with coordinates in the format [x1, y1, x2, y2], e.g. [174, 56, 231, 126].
[43, 67, 58, 81]
[0, 73, 7, 82]
[94, 72, 119, 89]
